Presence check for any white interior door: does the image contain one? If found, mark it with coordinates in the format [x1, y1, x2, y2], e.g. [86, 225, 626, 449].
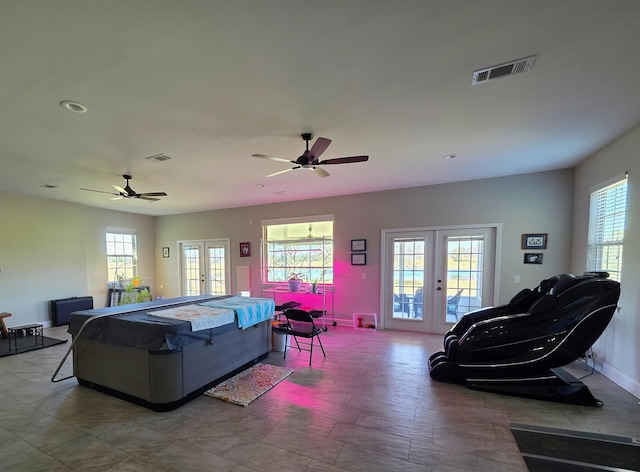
[382, 226, 498, 333]
[180, 239, 230, 296]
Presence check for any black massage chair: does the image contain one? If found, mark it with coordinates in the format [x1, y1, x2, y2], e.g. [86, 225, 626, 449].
[428, 272, 620, 406]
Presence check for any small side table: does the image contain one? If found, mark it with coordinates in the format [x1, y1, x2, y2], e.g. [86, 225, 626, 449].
[8, 324, 44, 353]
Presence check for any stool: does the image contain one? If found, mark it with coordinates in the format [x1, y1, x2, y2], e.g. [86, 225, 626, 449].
[0, 312, 11, 338]
[8, 323, 44, 353]
[353, 312, 377, 330]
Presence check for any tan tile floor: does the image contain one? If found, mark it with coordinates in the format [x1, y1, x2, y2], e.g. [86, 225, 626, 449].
[1, 325, 639, 471]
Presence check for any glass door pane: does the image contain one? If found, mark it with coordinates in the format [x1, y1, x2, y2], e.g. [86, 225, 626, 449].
[182, 243, 203, 296]
[393, 238, 425, 320]
[206, 242, 228, 295]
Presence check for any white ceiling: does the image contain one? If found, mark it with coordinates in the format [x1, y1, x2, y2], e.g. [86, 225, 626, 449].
[2, 1, 640, 216]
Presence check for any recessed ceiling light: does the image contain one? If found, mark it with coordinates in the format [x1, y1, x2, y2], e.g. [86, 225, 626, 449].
[443, 153, 457, 159]
[60, 100, 88, 113]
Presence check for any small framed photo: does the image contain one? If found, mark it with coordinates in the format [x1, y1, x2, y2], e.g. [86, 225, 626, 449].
[351, 239, 366, 252]
[162, 247, 170, 258]
[521, 233, 548, 250]
[524, 253, 543, 264]
[240, 242, 251, 257]
[351, 253, 367, 265]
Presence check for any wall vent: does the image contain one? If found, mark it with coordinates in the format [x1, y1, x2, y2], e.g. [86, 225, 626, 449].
[145, 153, 172, 163]
[472, 55, 536, 85]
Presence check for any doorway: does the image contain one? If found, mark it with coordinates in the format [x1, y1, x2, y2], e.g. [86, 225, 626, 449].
[381, 225, 498, 333]
[179, 239, 230, 296]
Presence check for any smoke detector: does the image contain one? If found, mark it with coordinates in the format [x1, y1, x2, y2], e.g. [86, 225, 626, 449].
[472, 55, 536, 85]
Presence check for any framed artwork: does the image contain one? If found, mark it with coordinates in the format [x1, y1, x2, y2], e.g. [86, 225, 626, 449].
[351, 253, 367, 265]
[524, 253, 543, 264]
[240, 242, 251, 257]
[521, 233, 548, 250]
[162, 247, 170, 258]
[351, 239, 366, 251]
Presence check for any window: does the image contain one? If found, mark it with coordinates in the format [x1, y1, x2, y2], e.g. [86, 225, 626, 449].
[106, 229, 137, 283]
[262, 216, 333, 284]
[587, 175, 628, 282]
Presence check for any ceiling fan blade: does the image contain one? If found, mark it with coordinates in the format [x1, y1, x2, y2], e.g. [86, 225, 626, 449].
[112, 185, 127, 193]
[136, 196, 160, 202]
[138, 192, 167, 197]
[267, 167, 298, 177]
[319, 155, 369, 165]
[81, 188, 119, 196]
[111, 196, 123, 200]
[253, 153, 295, 164]
[309, 167, 330, 178]
[309, 137, 331, 160]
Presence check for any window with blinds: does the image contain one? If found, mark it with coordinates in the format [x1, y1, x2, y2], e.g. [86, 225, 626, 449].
[587, 176, 628, 281]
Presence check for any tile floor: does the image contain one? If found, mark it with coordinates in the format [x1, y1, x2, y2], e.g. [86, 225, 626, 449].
[1, 325, 639, 471]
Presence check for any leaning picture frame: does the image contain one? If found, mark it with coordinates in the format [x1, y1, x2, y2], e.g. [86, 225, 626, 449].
[351, 253, 366, 265]
[351, 239, 366, 251]
[521, 233, 548, 250]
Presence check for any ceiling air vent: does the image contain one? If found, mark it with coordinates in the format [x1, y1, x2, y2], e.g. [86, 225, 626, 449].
[145, 153, 172, 163]
[472, 55, 536, 85]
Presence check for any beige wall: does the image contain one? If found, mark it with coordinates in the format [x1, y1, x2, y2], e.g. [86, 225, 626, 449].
[0, 193, 155, 325]
[155, 168, 575, 322]
[572, 124, 640, 397]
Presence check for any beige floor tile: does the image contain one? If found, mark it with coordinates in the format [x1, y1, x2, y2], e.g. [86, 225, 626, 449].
[0, 325, 638, 471]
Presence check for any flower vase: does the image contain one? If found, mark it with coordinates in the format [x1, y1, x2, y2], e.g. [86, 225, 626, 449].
[288, 280, 301, 292]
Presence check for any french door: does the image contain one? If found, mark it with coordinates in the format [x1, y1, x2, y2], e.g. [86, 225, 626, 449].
[179, 239, 230, 296]
[382, 226, 498, 334]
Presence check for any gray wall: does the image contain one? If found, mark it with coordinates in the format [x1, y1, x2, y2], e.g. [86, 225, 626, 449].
[572, 123, 640, 397]
[155, 169, 575, 321]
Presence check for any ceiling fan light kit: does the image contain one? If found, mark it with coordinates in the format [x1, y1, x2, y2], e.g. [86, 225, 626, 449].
[253, 133, 369, 178]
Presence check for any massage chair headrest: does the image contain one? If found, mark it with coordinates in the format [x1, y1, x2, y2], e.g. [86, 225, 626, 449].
[528, 274, 578, 316]
[539, 273, 578, 296]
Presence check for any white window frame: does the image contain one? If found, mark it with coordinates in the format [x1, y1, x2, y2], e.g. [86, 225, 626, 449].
[587, 174, 628, 282]
[106, 227, 137, 283]
[261, 215, 334, 285]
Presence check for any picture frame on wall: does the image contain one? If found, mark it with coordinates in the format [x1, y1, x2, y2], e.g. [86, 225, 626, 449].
[521, 233, 548, 250]
[162, 247, 170, 258]
[240, 242, 251, 257]
[351, 239, 366, 251]
[524, 253, 543, 264]
[351, 253, 367, 265]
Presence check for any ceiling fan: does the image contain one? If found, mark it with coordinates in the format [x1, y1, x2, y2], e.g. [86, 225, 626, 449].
[81, 175, 168, 201]
[253, 133, 369, 178]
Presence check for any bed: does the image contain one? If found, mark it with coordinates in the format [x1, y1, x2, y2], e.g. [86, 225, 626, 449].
[68, 295, 275, 411]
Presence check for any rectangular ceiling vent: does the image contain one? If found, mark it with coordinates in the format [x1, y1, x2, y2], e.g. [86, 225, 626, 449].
[145, 153, 172, 163]
[472, 55, 536, 85]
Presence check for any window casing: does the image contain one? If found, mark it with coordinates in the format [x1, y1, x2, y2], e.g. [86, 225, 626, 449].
[262, 217, 333, 285]
[587, 176, 628, 282]
[106, 230, 137, 283]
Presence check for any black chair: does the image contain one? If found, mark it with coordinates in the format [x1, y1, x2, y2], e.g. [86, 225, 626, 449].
[393, 293, 411, 316]
[413, 287, 423, 318]
[284, 309, 326, 366]
[447, 289, 464, 320]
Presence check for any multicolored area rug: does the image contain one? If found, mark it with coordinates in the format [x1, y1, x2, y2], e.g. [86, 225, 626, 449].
[203, 363, 293, 407]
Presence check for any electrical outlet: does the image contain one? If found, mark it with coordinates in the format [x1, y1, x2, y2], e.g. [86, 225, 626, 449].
[514, 275, 520, 283]
[362, 273, 366, 280]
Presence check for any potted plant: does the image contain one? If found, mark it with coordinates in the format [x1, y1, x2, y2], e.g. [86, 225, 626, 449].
[288, 272, 304, 292]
